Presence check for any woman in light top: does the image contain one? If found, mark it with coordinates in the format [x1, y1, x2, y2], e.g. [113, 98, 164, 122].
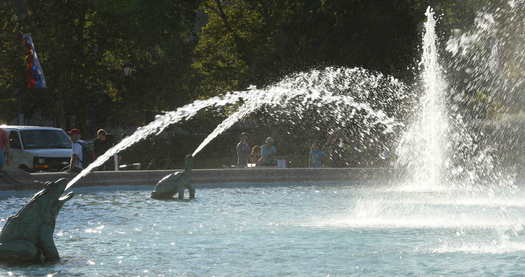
[250, 145, 261, 164]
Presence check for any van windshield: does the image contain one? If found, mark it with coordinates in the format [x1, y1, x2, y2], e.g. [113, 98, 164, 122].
[20, 130, 72, 149]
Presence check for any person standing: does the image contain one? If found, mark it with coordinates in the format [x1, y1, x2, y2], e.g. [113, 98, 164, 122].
[68, 128, 83, 173]
[0, 128, 9, 172]
[236, 132, 250, 168]
[309, 142, 326, 168]
[258, 137, 277, 166]
[94, 129, 113, 170]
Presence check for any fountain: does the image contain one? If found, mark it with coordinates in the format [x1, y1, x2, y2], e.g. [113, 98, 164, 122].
[397, 4, 518, 191]
[2, 3, 525, 275]
[396, 7, 449, 190]
[64, 90, 255, 191]
[347, 2, 525, 263]
[191, 67, 410, 158]
[65, 66, 409, 192]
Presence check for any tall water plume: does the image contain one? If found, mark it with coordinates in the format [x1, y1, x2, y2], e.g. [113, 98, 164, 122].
[396, 7, 449, 189]
[345, 5, 522, 255]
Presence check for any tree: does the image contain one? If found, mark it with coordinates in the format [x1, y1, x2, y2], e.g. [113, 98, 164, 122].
[0, 0, 201, 131]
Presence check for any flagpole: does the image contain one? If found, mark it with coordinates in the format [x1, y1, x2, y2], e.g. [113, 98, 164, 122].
[15, 1, 28, 125]
[14, 0, 28, 20]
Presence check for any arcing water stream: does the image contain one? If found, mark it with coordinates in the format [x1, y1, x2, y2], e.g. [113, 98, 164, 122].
[65, 91, 253, 190]
[66, 67, 409, 190]
[192, 67, 409, 157]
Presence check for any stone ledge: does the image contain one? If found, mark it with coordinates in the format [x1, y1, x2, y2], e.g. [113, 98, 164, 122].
[0, 168, 398, 191]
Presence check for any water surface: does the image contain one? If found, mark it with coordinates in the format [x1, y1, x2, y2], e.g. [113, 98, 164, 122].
[1, 184, 525, 276]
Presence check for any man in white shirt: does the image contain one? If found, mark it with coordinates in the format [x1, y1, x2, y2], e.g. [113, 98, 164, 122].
[68, 128, 83, 172]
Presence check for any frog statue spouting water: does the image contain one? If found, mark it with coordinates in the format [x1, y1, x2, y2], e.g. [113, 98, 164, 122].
[0, 178, 74, 264]
[151, 154, 196, 200]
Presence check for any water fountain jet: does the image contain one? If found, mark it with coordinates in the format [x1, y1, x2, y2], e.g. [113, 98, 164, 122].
[65, 67, 409, 191]
[396, 7, 450, 191]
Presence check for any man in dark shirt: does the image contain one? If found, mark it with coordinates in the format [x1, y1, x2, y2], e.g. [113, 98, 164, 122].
[94, 129, 113, 170]
[236, 132, 250, 168]
[0, 128, 9, 171]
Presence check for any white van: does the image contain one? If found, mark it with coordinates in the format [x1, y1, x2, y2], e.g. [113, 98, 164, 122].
[1, 125, 72, 172]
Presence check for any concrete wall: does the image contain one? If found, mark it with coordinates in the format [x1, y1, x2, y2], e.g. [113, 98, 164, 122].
[0, 168, 398, 190]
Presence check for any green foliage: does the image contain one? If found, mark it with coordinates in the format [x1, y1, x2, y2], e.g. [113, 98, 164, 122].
[0, 0, 499, 166]
[0, 0, 199, 129]
[193, 0, 433, 95]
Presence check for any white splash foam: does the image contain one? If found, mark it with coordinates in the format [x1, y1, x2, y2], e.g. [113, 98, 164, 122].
[396, 7, 449, 189]
[432, 241, 525, 254]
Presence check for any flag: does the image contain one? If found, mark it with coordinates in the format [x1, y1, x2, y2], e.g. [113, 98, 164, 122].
[22, 34, 47, 88]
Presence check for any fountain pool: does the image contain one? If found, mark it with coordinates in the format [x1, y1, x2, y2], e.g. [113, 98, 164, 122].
[2, 183, 525, 276]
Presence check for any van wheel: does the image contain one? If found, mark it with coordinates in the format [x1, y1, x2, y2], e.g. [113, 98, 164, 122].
[18, 164, 34, 173]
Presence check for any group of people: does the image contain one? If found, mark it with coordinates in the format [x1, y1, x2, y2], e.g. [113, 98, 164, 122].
[0, 127, 113, 174]
[68, 128, 113, 173]
[236, 133, 277, 168]
[235, 132, 328, 168]
[1, 124, 331, 173]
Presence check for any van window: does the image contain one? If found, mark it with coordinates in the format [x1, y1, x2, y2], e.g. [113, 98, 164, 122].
[20, 130, 72, 149]
[9, 131, 22, 149]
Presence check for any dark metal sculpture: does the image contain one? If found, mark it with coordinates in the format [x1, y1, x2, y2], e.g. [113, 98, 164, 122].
[151, 155, 195, 200]
[0, 178, 74, 264]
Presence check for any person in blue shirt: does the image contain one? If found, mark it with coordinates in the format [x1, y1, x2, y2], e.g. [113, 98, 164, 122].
[309, 142, 326, 168]
[258, 137, 277, 166]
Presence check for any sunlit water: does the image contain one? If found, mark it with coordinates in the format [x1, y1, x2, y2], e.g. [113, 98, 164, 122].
[2, 184, 525, 276]
[396, 7, 450, 191]
[28, 3, 525, 276]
